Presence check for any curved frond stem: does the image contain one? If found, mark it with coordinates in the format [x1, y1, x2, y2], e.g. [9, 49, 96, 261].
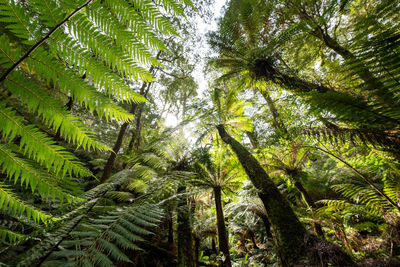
[311, 145, 400, 212]
[0, 0, 93, 82]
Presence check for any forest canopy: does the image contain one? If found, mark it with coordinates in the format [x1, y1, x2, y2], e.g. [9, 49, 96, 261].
[0, 0, 399, 266]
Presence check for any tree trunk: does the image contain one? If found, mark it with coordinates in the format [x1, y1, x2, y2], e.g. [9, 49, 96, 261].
[253, 59, 331, 93]
[260, 214, 273, 239]
[100, 120, 131, 183]
[101, 82, 151, 182]
[211, 238, 218, 254]
[195, 236, 200, 267]
[177, 186, 195, 267]
[168, 211, 174, 247]
[216, 124, 306, 266]
[213, 186, 232, 267]
[260, 91, 288, 135]
[101, 52, 160, 182]
[249, 230, 259, 249]
[245, 131, 259, 149]
[293, 181, 324, 238]
[311, 27, 379, 87]
[127, 103, 144, 153]
[295, 8, 380, 90]
[308, 25, 394, 105]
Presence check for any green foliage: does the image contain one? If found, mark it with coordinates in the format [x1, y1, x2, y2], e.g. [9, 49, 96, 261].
[0, 183, 52, 224]
[0, 0, 191, 251]
[0, 225, 24, 245]
[44, 204, 163, 266]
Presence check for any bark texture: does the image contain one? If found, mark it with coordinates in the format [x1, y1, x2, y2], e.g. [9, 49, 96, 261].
[177, 186, 195, 267]
[293, 181, 324, 238]
[251, 58, 331, 94]
[214, 186, 232, 267]
[260, 91, 288, 135]
[101, 52, 160, 182]
[217, 124, 307, 266]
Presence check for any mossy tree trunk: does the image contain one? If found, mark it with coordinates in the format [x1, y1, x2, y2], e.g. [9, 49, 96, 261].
[260, 214, 273, 239]
[216, 125, 306, 266]
[194, 236, 200, 267]
[260, 91, 288, 135]
[213, 186, 232, 267]
[293, 180, 324, 238]
[177, 186, 195, 267]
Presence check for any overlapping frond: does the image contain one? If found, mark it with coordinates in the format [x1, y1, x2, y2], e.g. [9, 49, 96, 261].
[332, 183, 389, 212]
[304, 126, 400, 157]
[0, 144, 80, 204]
[0, 0, 192, 258]
[45, 204, 163, 266]
[0, 225, 25, 245]
[0, 104, 90, 178]
[0, 183, 52, 224]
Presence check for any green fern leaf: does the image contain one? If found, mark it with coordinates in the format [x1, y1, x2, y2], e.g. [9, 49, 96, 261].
[0, 225, 25, 244]
[0, 104, 91, 178]
[0, 144, 81, 203]
[0, 183, 52, 224]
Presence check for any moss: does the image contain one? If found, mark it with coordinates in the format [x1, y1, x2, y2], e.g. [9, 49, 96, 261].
[217, 125, 307, 265]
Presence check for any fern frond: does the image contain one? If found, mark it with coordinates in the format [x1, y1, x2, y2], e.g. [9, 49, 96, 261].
[0, 0, 39, 43]
[29, 0, 66, 28]
[104, 191, 133, 202]
[0, 144, 80, 203]
[3, 74, 109, 152]
[50, 32, 148, 104]
[128, 0, 178, 36]
[0, 104, 91, 178]
[66, 13, 154, 82]
[86, 1, 161, 67]
[304, 125, 400, 149]
[303, 91, 399, 129]
[0, 183, 52, 224]
[317, 199, 383, 218]
[0, 225, 25, 244]
[26, 48, 134, 122]
[96, 238, 132, 262]
[332, 183, 390, 211]
[156, 0, 185, 16]
[384, 178, 400, 204]
[44, 204, 163, 266]
[103, 0, 167, 51]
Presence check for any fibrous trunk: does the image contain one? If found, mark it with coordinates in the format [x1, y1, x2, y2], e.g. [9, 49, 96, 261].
[177, 186, 195, 267]
[293, 181, 324, 238]
[216, 125, 306, 266]
[213, 186, 232, 267]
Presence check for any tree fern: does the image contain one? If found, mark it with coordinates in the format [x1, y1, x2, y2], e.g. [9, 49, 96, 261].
[0, 0, 192, 260]
[40, 204, 163, 266]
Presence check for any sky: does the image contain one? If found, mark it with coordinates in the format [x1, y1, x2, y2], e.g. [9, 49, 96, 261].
[164, 0, 227, 127]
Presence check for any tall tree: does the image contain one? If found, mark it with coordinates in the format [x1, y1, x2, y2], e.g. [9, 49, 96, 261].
[209, 0, 400, 157]
[191, 150, 242, 267]
[216, 124, 306, 266]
